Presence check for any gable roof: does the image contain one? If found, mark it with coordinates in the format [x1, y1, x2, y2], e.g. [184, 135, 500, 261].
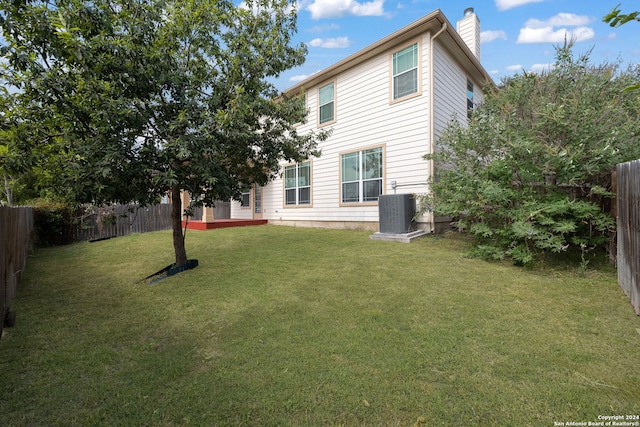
[283, 9, 493, 96]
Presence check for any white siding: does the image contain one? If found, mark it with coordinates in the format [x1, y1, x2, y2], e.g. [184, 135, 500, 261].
[432, 41, 469, 140]
[232, 37, 431, 227]
[230, 32, 484, 232]
[232, 199, 253, 219]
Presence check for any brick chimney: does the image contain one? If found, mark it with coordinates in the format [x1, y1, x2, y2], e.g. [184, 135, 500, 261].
[456, 7, 481, 60]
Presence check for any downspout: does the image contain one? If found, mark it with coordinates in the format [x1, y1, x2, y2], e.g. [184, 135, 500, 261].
[428, 22, 447, 232]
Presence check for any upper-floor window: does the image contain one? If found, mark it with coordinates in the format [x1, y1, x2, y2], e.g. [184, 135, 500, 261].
[318, 81, 335, 125]
[467, 79, 474, 119]
[284, 161, 311, 206]
[340, 146, 384, 204]
[392, 43, 419, 100]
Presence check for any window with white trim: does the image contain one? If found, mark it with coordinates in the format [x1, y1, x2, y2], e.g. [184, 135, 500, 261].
[467, 79, 474, 119]
[284, 161, 311, 206]
[318, 81, 335, 125]
[392, 43, 419, 100]
[341, 147, 383, 203]
[240, 187, 250, 208]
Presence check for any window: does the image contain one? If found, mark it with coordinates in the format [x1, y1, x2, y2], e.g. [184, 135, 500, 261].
[318, 82, 335, 125]
[341, 147, 383, 203]
[253, 184, 262, 214]
[240, 187, 250, 208]
[392, 43, 419, 100]
[467, 79, 474, 119]
[284, 161, 311, 206]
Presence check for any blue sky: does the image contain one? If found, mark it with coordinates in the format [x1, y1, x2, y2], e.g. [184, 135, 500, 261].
[274, 0, 640, 91]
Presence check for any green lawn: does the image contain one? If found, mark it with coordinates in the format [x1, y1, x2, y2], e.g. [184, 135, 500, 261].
[1, 225, 638, 426]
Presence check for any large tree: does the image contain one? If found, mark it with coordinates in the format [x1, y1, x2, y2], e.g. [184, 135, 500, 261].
[422, 44, 640, 265]
[0, 0, 327, 266]
[0, 88, 41, 206]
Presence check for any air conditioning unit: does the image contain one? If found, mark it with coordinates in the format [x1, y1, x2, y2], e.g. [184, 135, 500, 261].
[378, 194, 415, 234]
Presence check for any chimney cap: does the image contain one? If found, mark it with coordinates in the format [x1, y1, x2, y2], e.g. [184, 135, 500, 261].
[464, 7, 474, 16]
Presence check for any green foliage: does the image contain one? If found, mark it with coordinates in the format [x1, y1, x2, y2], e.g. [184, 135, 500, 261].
[421, 44, 640, 265]
[1, 0, 322, 205]
[0, 0, 328, 264]
[603, 4, 640, 27]
[603, 4, 640, 92]
[30, 198, 76, 247]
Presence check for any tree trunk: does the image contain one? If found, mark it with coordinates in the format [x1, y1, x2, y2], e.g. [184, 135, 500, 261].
[171, 185, 188, 267]
[3, 175, 13, 206]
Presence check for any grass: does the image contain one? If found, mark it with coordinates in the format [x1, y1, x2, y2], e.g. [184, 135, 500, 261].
[1, 225, 638, 426]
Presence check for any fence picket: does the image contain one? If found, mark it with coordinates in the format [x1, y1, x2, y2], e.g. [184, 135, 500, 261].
[70, 204, 173, 242]
[617, 159, 640, 315]
[1, 206, 34, 338]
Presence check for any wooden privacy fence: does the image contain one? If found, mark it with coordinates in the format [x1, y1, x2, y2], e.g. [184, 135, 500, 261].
[189, 201, 231, 222]
[1, 206, 34, 338]
[616, 159, 640, 315]
[71, 204, 173, 242]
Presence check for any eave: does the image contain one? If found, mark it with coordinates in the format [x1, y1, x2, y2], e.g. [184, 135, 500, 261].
[283, 9, 493, 96]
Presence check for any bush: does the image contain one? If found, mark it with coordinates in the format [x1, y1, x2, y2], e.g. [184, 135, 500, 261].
[420, 44, 640, 265]
[30, 199, 76, 247]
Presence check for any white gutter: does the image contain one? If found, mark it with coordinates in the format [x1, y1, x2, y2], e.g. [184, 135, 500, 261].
[428, 22, 447, 232]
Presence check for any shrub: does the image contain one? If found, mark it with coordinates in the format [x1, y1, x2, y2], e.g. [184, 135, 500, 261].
[420, 44, 640, 265]
[30, 199, 76, 247]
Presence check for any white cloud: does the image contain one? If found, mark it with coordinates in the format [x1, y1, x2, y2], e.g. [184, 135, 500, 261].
[524, 13, 591, 29]
[531, 63, 554, 72]
[308, 37, 351, 48]
[481, 30, 507, 43]
[517, 26, 594, 43]
[505, 63, 554, 74]
[306, 0, 385, 19]
[517, 13, 594, 44]
[289, 74, 311, 82]
[495, 0, 544, 11]
[289, 70, 322, 82]
[607, 32, 617, 40]
[307, 23, 341, 33]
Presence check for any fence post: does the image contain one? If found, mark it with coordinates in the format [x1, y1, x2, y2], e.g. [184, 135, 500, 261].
[1, 206, 34, 338]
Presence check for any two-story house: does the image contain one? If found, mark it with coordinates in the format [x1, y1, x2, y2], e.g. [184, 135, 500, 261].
[226, 8, 492, 233]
